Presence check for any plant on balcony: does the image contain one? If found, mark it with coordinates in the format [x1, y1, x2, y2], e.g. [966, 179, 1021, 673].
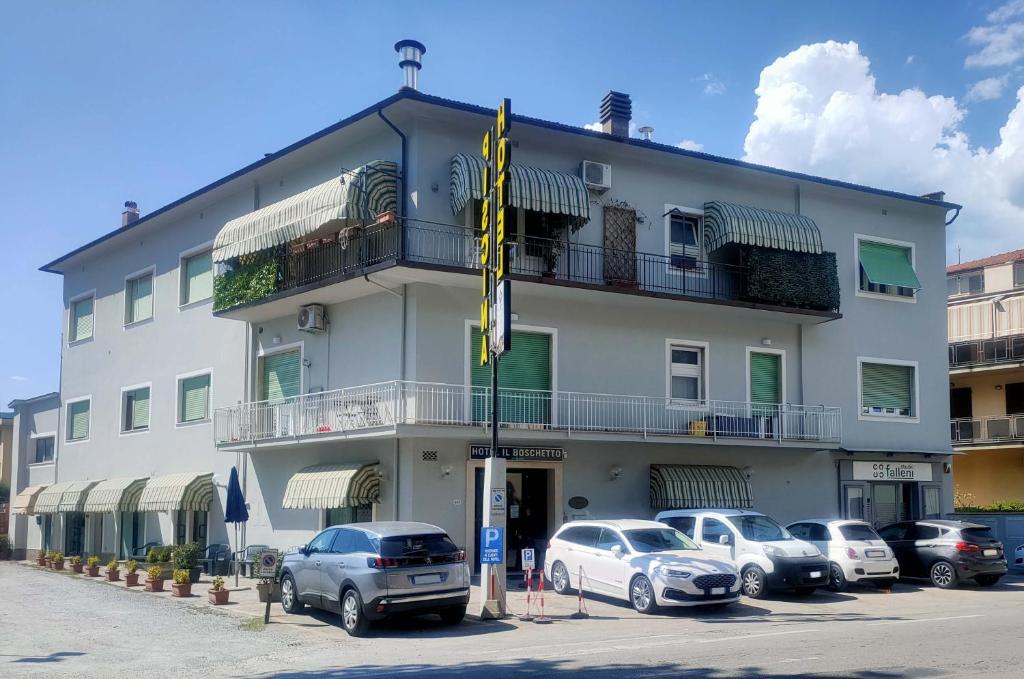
[106, 559, 120, 581]
[125, 559, 140, 587]
[85, 555, 100, 577]
[172, 542, 203, 583]
[69, 555, 83, 574]
[171, 569, 192, 597]
[213, 251, 279, 311]
[743, 247, 840, 312]
[208, 575, 230, 605]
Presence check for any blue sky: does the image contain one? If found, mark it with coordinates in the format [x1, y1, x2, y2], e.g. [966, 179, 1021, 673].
[2, 0, 1023, 404]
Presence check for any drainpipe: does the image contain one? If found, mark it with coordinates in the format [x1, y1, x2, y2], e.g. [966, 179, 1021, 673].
[377, 108, 407, 259]
[945, 207, 961, 226]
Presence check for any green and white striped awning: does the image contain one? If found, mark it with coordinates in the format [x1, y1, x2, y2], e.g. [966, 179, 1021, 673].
[56, 480, 101, 513]
[137, 472, 214, 512]
[282, 462, 380, 510]
[11, 484, 48, 515]
[650, 465, 753, 510]
[449, 154, 590, 229]
[33, 481, 82, 515]
[83, 477, 148, 513]
[213, 160, 399, 263]
[703, 201, 823, 254]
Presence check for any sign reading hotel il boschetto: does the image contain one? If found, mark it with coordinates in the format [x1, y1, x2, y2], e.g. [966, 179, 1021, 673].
[470, 445, 565, 461]
[479, 98, 513, 364]
[852, 461, 933, 482]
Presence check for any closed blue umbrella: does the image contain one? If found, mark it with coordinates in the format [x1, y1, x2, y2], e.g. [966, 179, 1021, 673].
[224, 466, 248, 586]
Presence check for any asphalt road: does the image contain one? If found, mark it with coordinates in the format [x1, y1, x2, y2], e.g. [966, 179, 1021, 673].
[3, 561, 1023, 678]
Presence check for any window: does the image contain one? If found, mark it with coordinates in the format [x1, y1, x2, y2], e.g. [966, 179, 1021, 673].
[177, 373, 211, 424]
[34, 436, 55, 464]
[594, 528, 625, 551]
[670, 344, 705, 401]
[180, 249, 213, 306]
[839, 523, 883, 542]
[326, 505, 372, 527]
[331, 528, 374, 554]
[947, 271, 984, 296]
[857, 237, 920, 299]
[749, 351, 783, 405]
[121, 386, 150, 433]
[66, 398, 91, 442]
[192, 510, 208, 549]
[907, 524, 940, 541]
[70, 295, 94, 343]
[306, 529, 337, 554]
[669, 213, 701, 270]
[860, 360, 916, 418]
[1016, 263, 1024, 288]
[787, 523, 814, 540]
[559, 526, 600, 547]
[878, 523, 910, 540]
[661, 516, 696, 539]
[625, 528, 698, 553]
[124, 270, 154, 325]
[261, 349, 302, 402]
[701, 518, 733, 544]
[734, 515, 791, 541]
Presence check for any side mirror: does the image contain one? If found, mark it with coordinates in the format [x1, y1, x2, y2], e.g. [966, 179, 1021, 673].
[718, 534, 731, 546]
[299, 544, 309, 556]
[610, 544, 624, 558]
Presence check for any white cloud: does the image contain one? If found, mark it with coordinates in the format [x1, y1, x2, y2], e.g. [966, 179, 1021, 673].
[967, 75, 1010, 102]
[966, 1, 1024, 68]
[905, 55, 916, 65]
[742, 40, 1024, 260]
[696, 73, 727, 96]
[676, 139, 705, 152]
[989, 0, 1024, 23]
[583, 121, 603, 132]
[9, 375, 28, 382]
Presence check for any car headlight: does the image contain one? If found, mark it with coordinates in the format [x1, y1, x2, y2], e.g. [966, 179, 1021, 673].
[657, 566, 692, 579]
[762, 545, 786, 559]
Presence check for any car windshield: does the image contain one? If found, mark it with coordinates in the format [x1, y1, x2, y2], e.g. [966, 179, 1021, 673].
[734, 515, 791, 541]
[377, 533, 459, 557]
[623, 528, 699, 553]
[839, 524, 882, 542]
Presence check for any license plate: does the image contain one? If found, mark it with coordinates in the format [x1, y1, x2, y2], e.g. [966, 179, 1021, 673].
[711, 587, 726, 595]
[809, 571, 822, 579]
[866, 549, 886, 558]
[983, 549, 998, 557]
[413, 573, 442, 585]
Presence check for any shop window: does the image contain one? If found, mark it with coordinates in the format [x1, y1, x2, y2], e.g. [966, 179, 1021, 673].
[325, 505, 372, 527]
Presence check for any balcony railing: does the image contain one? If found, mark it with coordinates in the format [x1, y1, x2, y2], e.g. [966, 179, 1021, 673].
[951, 415, 1024, 444]
[214, 380, 843, 446]
[949, 332, 1024, 369]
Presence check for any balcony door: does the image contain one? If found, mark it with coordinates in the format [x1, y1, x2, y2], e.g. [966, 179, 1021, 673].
[470, 328, 551, 426]
[950, 387, 974, 442]
[258, 347, 302, 437]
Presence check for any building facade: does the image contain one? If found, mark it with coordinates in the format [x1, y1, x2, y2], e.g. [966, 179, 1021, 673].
[6, 393, 60, 559]
[9, 47, 958, 564]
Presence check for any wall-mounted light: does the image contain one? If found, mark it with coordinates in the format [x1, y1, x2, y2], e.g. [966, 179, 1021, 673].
[609, 465, 623, 481]
[996, 384, 1004, 391]
[272, 335, 282, 345]
[440, 464, 453, 479]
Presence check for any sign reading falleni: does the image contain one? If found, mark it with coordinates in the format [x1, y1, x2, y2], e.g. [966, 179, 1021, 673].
[480, 98, 513, 365]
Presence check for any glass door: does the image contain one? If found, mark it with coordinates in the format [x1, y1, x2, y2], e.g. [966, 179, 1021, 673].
[842, 483, 868, 520]
[64, 512, 86, 557]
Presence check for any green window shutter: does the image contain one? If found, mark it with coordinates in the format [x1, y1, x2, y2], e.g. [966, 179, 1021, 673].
[262, 349, 301, 401]
[128, 387, 150, 429]
[180, 375, 211, 422]
[184, 251, 213, 304]
[127, 274, 153, 323]
[861, 363, 914, 412]
[68, 400, 90, 440]
[470, 329, 551, 423]
[72, 298, 94, 341]
[858, 241, 921, 290]
[749, 353, 781, 404]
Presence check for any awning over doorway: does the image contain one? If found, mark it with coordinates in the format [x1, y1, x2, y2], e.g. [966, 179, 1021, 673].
[33, 481, 79, 515]
[83, 477, 148, 513]
[703, 201, 823, 254]
[282, 463, 380, 510]
[137, 472, 214, 512]
[56, 480, 100, 513]
[650, 464, 753, 510]
[449, 154, 590, 228]
[212, 160, 399, 263]
[858, 240, 922, 289]
[11, 484, 48, 515]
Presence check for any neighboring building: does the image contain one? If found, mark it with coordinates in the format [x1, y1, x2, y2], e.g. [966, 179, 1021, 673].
[1, 410, 13, 535]
[11, 43, 958, 565]
[948, 249, 1024, 506]
[6, 393, 59, 559]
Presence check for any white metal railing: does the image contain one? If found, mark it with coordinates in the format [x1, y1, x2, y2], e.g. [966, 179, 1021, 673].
[951, 415, 1024, 444]
[214, 380, 843, 446]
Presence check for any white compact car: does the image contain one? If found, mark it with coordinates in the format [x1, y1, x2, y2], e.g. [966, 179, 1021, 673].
[1014, 544, 1024, 569]
[786, 519, 900, 591]
[544, 519, 740, 613]
[655, 509, 829, 598]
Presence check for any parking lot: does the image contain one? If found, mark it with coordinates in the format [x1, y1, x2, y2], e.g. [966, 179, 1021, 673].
[4, 560, 1024, 678]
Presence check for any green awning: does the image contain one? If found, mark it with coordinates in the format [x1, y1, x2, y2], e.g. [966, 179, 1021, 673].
[449, 154, 590, 229]
[213, 160, 399, 263]
[858, 241, 922, 289]
[703, 201, 823, 254]
[650, 464, 753, 510]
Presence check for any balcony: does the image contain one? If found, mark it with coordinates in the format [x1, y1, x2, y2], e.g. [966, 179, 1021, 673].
[949, 332, 1024, 370]
[214, 380, 843, 448]
[951, 415, 1024, 446]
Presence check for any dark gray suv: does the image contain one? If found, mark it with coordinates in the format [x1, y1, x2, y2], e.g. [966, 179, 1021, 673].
[280, 521, 470, 635]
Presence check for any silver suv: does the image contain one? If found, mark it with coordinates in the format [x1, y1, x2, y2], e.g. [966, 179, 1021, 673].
[280, 521, 470, 636]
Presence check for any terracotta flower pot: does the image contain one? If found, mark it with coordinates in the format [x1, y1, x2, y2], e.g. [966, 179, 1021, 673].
[45, 559, 52, 568]
[71, 563, 83, 574]
[125, 572, 140, 587]
[52, 559, 64, 571]
[106, 569, 120, 582]
[208, 588, 230, 605]
[85, 565, 99, 577]
[144, 578, 164, 592]
[171, 582, 192, 597]
[36, 556, 46, 566]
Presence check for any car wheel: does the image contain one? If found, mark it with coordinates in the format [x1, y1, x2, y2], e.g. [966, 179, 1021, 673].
[439, 605, 467, 625]
[280, 574, 304, 614]
[341, 588, 370, 637]
[630, 575, 657, 614]
[873, 578, 897, 591]
[975, 574, 1002, 587]
[741, 566, 768, 599]
[551, 561, 573, 595]
[929, 561, 959, 589]
[827, 562, 847, 592]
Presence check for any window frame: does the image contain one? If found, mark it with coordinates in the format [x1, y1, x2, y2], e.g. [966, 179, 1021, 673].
[119, 382, 152, 436]
[857, 356, 920, 423]
[745, 346, 787, 405]
[178, 241, 215, 309]
[947, 270, 985, 297]
[664, 204, 705, 277]
[854, 234, 918, 304]
[257, 341, 306, 402]
[64, 395, 92, 444]
[665, 338, 710, 406]
[68, 289, 96, 346]
[30, 432, 57, 465]
[123, 265, 156, 327]
[175, 369, 213, 427]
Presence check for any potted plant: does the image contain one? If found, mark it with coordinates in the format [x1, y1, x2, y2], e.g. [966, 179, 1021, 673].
[171, 569, 192, 597]
[69, 555, 83, 574]
[144, 565, 165, 592]
[147, 546, 174, 579]
[208, 576, 229, 605]
[124, 560, 140, 587]
[172, 542, 203, 584]
[35, 551, 47, 566]
[85, 555, 100, 577]
[106, 559, 121, 581]
[51, 551, 65, 570]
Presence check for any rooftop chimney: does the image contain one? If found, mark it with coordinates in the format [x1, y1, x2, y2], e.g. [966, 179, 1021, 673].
[600, 91, 632, 138]
[921, 191, 946, 202]
[638, 126, 654, 141]
[394, 39, 426, 91]
[122, 200, 139, 227]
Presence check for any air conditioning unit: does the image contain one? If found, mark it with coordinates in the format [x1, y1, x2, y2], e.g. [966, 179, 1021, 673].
[297, 304, 326, 333]
[580, 160, 611, 192]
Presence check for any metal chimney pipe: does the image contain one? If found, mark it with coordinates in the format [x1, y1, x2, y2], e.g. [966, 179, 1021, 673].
[394, 39, 426, 91]
[638, 126, 654, 141]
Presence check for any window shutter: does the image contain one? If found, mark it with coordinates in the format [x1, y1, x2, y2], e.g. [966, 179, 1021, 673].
[470, 328, 551, 423]
[262, 349, 301, 401]
[127, 275, 153, 323]
[180, 375, 210, 422]
[68, 400, 90, 440]
[131, 387, 150, 429]
[73, 298, 94, 341]
[749, 353, 781, 404]
[858, 241, 921, 289]
[184, 252, 213, 304]
[861, 363, 913, 411]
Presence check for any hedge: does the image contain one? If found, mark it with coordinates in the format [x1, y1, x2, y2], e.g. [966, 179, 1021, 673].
[213, 252, 279, 311]
[744, 247, 840, 312]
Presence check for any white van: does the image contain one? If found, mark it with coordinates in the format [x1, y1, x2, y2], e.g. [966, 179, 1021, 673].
[654, 509, 829, 598]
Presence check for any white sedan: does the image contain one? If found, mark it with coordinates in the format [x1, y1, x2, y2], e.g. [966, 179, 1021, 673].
[544, 519, 739, 613]
[787, 518, 900, 591]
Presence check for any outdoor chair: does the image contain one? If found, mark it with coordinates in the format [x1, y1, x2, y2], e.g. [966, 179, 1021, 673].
[235, 544, 270, 578]
[200, 543, 231, 575]
[132, 541, 161, 559]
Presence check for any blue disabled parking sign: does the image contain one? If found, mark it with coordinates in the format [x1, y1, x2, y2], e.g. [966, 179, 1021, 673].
[480, 526, 504, 564]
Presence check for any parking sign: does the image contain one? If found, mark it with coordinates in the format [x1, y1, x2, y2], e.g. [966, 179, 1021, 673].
[521, 548, 535, 570]
[480, 526, 504, 564]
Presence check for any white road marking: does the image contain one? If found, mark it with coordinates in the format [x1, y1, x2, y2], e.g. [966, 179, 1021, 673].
[866, 614, 983, 627]
[694, 628, 822, 644]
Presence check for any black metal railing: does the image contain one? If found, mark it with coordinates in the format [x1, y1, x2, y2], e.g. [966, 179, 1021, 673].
[949, 332, 1024, 369]
[278, 220, 401, 291]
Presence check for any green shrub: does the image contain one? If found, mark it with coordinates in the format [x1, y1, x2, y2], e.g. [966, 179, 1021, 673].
[107, 559, 119, 570]
[69, 555, 82, 565]
[146, 566, 162, 580]
[957, 500, 1024, 513]
[213, 251, 279, 311]
[87, 555, 100, 567]
[0, 534, 10, 558]
[172, 543, 202, 570]
[126, 559, 138, 574]
[146, 547, 160, 563]
[744, 247, 840, 312]
[52, 552, 64, 561]
[172, 569, 190, 585]
[211, 576, 225, 591]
